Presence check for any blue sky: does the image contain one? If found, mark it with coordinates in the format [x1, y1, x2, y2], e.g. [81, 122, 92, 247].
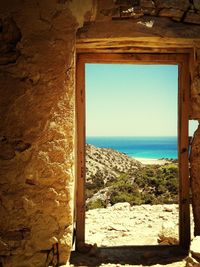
[86, 64, 198, 137]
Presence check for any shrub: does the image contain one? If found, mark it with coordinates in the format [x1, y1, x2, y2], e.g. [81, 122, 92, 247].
[86, 199, 105, 210]
[86, 162, 179, 209]
[109, 173, 142, 205]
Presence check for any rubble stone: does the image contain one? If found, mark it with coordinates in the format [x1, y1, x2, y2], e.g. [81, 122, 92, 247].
[190, 126, 200, 236]
[159, 8, 184, 20]
[157, 222, 179, 245]
[185, 255, 200, 267]
[184, 11, 200, 24]
[193, 0, 200, 11]
[191, 236, 200, 262]
[155, 0, 190, 11]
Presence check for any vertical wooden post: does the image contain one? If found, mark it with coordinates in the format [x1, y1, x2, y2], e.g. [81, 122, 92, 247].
[178, 55, 190, 249]
[75, 56, 86, 247]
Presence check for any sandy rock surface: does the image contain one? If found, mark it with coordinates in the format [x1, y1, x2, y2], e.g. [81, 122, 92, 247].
[70, 203, 195, 267]
[190, 236, 200, 261]
[85, 203, 180, 247]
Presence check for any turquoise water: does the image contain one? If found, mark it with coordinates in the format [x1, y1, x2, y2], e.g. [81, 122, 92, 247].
[86, 136, 178, 159]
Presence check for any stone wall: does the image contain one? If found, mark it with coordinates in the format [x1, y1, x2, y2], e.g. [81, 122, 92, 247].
[0, 1, 94, 266]
[0, 0, 200, 266]
[96, 0, 200, 24]
[190, 48, 200, 236]
[191, 49, 200, 118]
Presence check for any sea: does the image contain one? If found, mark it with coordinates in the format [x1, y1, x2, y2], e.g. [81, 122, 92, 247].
[86, 136, 178, 159]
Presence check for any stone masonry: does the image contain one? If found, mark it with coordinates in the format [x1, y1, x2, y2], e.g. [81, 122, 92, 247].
[0, 1, 95, 266]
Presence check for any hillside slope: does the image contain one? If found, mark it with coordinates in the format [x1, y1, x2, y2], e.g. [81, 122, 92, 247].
[85, 144, 178, 209]
[86, 144, 141, 185]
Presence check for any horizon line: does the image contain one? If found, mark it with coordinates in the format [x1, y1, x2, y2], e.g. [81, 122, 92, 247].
[86, 135, 178, 137]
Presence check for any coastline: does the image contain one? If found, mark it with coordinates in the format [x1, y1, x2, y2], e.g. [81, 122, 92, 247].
[134, 157, 171, 165]
[86, 136, 177, 160]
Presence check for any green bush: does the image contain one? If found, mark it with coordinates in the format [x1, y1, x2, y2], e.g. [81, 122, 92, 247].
[86, 199, 105, 210]
[109, 173, 142, 205]
[86, 162, 179, 209]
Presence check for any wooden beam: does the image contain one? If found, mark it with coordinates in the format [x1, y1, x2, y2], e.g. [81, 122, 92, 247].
[178, 54, 191, 249]
[75, 55, 86, 247]
[78, 53, 190, 65]
[76, 37, 200, 53]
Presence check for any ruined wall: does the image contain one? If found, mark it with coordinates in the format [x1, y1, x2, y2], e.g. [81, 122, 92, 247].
[77, 0, 200, 40]
[190, 49, 200, 236]
[0, 1, 95, 266]
[96, 0, 200, 24]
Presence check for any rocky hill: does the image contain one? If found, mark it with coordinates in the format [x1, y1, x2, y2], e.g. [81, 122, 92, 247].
[86, 144, 178, 210]
[86, 144, 141, 185]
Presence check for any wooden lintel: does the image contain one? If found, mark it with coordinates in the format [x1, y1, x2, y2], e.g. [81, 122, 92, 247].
[76, 37, 200, 53]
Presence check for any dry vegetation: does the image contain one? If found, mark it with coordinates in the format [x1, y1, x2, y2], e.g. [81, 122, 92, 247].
[86, 145, 178, 210]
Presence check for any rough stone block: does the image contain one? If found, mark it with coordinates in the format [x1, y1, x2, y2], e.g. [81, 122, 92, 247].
[157, 222, 179, 245]
[0, 231, 23, 241]
[190, 126, 200, 235]
[0, 228, 31, 241]
[191, 76, 200, 118]
[0, 240, 10, 256]
[184, 11, 200, 24]
[140, 0, 155, 15]
[0, 142, 15, 160]
[185, 255, 200, 267]
[191, 236, 200, 262]
[159, 8, 184, 19]
[1, 252, 47, 267]
[194, 0, 200, 11]
[155, 0, 190, 11]
[140, 0, 155, 8]
[140, 1, 156, 15]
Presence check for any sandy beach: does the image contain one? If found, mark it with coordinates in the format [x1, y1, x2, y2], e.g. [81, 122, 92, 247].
[135, 157, 171, 165]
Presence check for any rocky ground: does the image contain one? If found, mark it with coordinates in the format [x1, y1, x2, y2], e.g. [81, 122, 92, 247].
[70, 146, 196, 267]
[70, 203, 196, 267]
[85, 203, 181, 247]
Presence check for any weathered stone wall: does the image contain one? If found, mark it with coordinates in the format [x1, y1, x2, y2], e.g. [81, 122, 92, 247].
[191, 49, 200, 118]
[0, 1, 94, 266]
[96, 0, 200, 24]
[190, 49, 200, 236]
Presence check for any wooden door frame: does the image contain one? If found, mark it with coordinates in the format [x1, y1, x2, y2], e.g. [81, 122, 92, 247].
[75, 52, 191, 250]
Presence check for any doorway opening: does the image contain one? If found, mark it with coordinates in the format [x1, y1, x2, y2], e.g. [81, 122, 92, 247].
[75, 53, 191, 252]
[85, 63, 179, 247]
